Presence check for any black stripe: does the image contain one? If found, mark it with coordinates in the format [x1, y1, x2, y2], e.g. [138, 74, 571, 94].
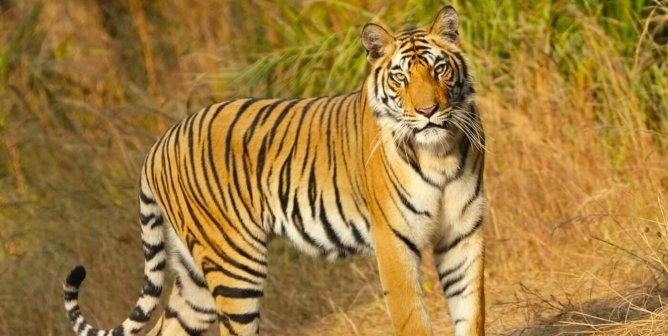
[242, 101, 285, 203]
[319, 197, 353, 256]
[261, 98, 294, 125]
[143, 241, 164, 261]
[244, 99, 285, 146]
[215, 245, 266, 279]
[444, 134, 471, 184]
[326, 96, 346, 166]
[460, 176, 482, 216]
[445, 282, 470, 299]
[379, 68, 390, 105]
[229, 158, 258, 225]
[291, 194, 324, 251]
[212, 285, 263, 299]
[202, 231, 267, 279]
[139, 212, 162, 226]
[225, 312, 260, 324]
[395, 184, 430, 217]
[218, 315, 238, 336]
[442, 272, 466, 293]
[413, 53, 431, 64]
[214, 208, 267, 266]
[266, 99, 300, 145]
[399, 54, 412, 64]
[151, 259, 167, 272]
[139, 191, 156, 204]
[150, 214, 164, 228]
[382, 149, 430, 217]
[266, 110, 300, 201]
[437, 259, 465, 280]
[349, 221, 369, 248]
[111, 325, 124, 336]
[71, 309, 83, 326]
[337, 96, 354, 174]
[165, 307, 210, 336]
[178, 255, 209, 287]
[256, 136, 270, 190]
[224, 99, 262, 169]
[185, 300, 217, 315]
[307, 160, 318, 218]
[201, 257, 261, 286]
[390, 227, 421, 258]
[371, 196, 419, 258]
[373, 67, 381, 99]
[276, 97, 323, 156]
[411, 45, 431, 52]
[203, 101, 236, 214]
[129, 305, 150, 322]
[395, 144, 442, 188]
[434, 217, 483, 255]
[63, 290, 78, 302]
[398, 27, 423, 35]
[278, 149, 292, 213]
[155, 125, 181, 232]
[331, 166, 348, 225]
[382, 151, 426, 230]
[224, 182, 267, 248]
[139, 212, 155, 225]
[142, 275, 162, 297]
[301, 97, 335, 173]
[452, 51, 469, 85]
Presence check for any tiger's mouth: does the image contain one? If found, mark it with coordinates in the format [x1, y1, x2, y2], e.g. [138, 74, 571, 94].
[415, 121, 450, 133]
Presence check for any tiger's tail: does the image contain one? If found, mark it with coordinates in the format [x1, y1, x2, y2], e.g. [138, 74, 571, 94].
[63, 171, 166, 336]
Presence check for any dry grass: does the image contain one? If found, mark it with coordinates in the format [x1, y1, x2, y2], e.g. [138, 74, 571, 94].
[0, 0, 666, 335]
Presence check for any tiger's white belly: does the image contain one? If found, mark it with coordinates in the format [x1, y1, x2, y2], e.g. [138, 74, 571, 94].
[269, 188, 376, 260]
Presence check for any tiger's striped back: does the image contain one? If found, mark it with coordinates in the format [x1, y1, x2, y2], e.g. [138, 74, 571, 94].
[144, 95, 376, 261]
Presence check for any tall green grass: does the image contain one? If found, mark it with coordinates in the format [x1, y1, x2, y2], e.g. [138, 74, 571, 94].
[221, 0, 667, 140]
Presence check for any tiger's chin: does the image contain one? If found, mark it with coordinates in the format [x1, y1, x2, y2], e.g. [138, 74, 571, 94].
[413, 127, 452, 149]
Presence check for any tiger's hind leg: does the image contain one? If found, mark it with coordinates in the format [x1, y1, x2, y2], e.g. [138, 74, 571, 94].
[146, 226, 217, 336]
[197, 228, 268, 336]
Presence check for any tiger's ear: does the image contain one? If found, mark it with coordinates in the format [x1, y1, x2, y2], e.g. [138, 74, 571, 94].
[430, 6, 459, 43]
[361, 23, 394, 64]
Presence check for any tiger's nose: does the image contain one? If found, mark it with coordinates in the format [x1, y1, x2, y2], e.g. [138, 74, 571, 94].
[415, 104, 438, 117]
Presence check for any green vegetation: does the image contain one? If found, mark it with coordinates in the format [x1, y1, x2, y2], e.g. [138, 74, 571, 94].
[0, 1, 666, 335]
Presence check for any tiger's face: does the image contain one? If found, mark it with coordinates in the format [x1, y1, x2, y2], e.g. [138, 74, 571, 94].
[362, 6, 475, 149]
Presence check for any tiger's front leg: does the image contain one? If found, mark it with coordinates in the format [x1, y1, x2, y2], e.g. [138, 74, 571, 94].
[370, 203, 433, 336]
[433, 227, 484, 335]
[433, 170, 485, 335]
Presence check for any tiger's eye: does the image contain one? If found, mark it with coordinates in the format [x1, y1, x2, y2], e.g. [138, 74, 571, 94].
[392, 73, 406, 83]
[434, 64, 446, 75]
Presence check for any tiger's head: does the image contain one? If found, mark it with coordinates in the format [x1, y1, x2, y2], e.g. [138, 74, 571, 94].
[362, 6, 476, 149]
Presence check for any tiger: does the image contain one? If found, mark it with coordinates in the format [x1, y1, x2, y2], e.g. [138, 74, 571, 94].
[62, 5, 485, 336]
